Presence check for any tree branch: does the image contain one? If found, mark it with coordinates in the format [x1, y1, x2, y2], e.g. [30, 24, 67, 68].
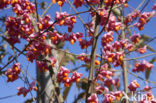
[86, 11, 100, 102]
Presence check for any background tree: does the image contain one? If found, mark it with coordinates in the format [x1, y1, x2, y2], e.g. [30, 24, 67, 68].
[0, 0, 156, 103]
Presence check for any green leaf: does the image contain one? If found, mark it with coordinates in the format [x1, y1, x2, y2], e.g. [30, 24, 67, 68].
[57, 50, 77, 66]
[145, 69, 151, 80]
[68, 54, 77, 65]
[63, 84, 72, 100]
[109, 86, 113, 91]
[135, 35, 151, 47]
[126, 28, 131, 36]
[145, 58, 155, 80]
[24, 98, 34, 103]
[141, 35, 151, 40]
[149, 58, 156, 63]
[56, 41, 64, 49]
[0, 28, 2, 32]
[40, 2, 47, 10]
[0, 71, 5, 76]
[147, 45, 156, 52]
[79, 78, 88, 90]
[76, 82, 81, 92]
[73, 92, 86, 103]
[112, 8, 121, 16]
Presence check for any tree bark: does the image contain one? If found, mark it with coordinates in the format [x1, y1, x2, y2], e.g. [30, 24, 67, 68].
[37, 40, 63, 103]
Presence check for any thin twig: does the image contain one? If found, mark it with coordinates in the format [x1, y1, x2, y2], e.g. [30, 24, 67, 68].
[0, 94, 17, 100]
[140, 0, 150, 12]
[125, 53, 156, 61]
[128, 71, 156, 84]
[66, 0, 94, 35]
[41, 2, 53, 18]
[35, 0, 39, 21]
[121, 5, 129, 103]
[97, 0, 115, 38]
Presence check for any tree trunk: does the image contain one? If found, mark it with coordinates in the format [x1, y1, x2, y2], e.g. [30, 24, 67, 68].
[36, 41, 63, 103]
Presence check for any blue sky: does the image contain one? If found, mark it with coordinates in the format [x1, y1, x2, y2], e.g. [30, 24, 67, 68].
[0, 0, 156, 103]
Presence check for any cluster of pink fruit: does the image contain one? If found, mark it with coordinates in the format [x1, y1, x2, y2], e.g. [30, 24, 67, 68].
[17, 81, 37, 97]
[5, 63, 38, 97]
[5, 63, 21, 82]
[1, 0, 156, 102]
[57, 66, 83, 87]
